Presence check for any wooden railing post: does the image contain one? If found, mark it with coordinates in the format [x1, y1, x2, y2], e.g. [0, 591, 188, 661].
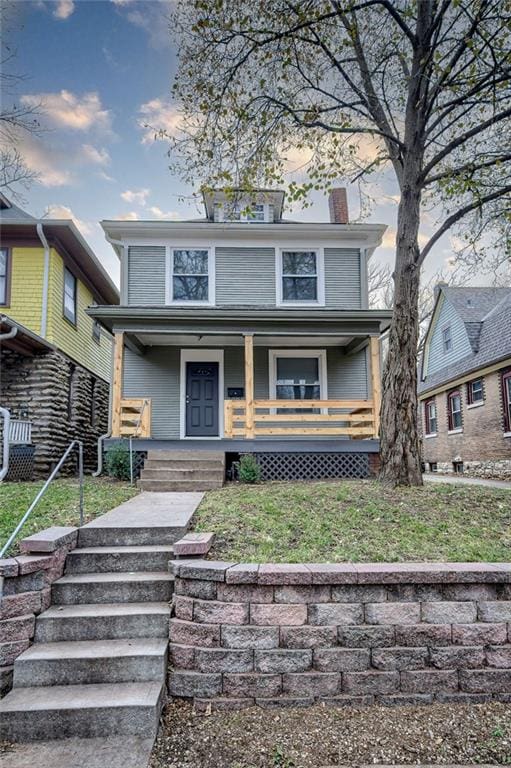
[369, 336, 381, 438]
[244, 334, 255, 438]
[224, 400, 233, 438]
[111, 331, 124, 437]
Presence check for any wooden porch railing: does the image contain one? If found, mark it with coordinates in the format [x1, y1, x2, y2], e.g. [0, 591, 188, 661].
[224, 399, 376, 438]
[114, 398, 152, 438]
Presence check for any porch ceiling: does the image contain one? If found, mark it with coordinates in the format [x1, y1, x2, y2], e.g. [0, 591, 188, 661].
[133, 333, 353, 347]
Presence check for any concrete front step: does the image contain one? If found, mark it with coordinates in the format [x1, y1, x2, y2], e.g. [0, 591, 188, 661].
[0, 681, 165, 741]
[65, 545, 175, 574]
[52, 572, 174, 605]
[138, 479, 224, 492]
[144, 458, 225, 471]
[140, 468, 224, 481]
[13, 638, 168, 687]
[78, 525, 188, 547]
[146, 450, 225, 462]
[35, 602, 171, 642]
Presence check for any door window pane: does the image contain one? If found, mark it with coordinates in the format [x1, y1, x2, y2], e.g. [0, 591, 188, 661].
[281, 251, 317, 302]
[172, 249, 209, 302]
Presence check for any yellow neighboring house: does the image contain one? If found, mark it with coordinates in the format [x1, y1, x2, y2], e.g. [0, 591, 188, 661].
[0, 193, 119, 478]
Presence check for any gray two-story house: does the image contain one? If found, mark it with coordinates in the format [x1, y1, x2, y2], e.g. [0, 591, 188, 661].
[90, 188, 392, 488]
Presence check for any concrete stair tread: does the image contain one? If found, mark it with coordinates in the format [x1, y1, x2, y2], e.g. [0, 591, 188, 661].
[16, 638, 168, 662]
[146, 450, 225, 461]
[39, 602, 170, 619]
[55, 571, 174, 585]
[69, 545, 175, 554]
[0, 681, 163, 713]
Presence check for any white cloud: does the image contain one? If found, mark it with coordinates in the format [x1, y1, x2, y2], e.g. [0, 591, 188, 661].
[118, 211, 140, 220]
[53, 0, 74, 19]
[19, 135, 73, 187]
[137, 98, 181, 144]
[21, 90, 112, 134]
[381, 227, 429, 250]
[110, 0, 135, 4]
[147, 206, 180, 220]
[98, 170, 116, 182]
[121, 188, 150, 205]
[45, 204, 94, 236]
[81, 144, 110, 166]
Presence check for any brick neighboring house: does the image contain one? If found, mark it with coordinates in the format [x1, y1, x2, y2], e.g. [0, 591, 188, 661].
[418, 284, 511, 479]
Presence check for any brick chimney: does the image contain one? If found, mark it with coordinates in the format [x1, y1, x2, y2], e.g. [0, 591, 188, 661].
[328, 187, 349, 224]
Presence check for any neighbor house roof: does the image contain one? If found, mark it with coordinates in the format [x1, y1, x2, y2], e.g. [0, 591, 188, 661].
[0, 195, 119, 305]
[419, 285, 511, 395]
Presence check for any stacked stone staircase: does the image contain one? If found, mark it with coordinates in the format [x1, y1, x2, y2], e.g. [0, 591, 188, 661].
[138, 450, 225, 492]
[0, 502, 192, 742]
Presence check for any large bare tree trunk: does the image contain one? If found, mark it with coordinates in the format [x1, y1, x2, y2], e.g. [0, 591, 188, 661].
[379, 184, 423, 486]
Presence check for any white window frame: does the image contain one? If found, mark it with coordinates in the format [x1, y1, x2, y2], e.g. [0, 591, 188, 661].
[215, 201, 270, 223]
[179, 348, 224, 440]
[424, 398, 438, 438]
[276, 247, 325, 307]
[442, 324, 452, 353]
[166, 246, 215, 306]
[268, 349, 328, 415]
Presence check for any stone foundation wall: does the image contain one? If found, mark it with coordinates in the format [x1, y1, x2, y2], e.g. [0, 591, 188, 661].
[0, 527, 78, 696]
[169, 561, 511, 710]
[0, 347, 109, 476]
[432, 460, 511, 481]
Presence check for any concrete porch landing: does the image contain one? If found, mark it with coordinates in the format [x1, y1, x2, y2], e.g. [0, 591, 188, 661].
[0, 736, 154, 768]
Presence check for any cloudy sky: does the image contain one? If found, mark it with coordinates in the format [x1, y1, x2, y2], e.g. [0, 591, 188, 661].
[5, 0, 479, 288]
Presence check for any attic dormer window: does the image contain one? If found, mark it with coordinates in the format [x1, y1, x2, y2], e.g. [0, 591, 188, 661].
[442, 325, 452, 353]
[216, 201, 270, 223]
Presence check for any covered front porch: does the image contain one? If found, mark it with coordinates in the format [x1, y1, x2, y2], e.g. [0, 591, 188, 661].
[97, 307, 390, 445]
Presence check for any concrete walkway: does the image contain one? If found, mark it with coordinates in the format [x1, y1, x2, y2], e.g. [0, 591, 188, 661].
[424, 473, 511, 490]
[0, 737, 154, 768]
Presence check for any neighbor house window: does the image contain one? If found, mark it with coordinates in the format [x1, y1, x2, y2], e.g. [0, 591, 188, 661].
[502, 369, 511, 433]
[171, 249, 211, 303]
[63, 267, 77, 324]
[0, 247, 10, 305]
[447, 389, 462, 431]
[279, 250, 323, 304]
[270, 350, 326, 414]
[442, 325, 452, 352]
[424, 398, 437, 435]
[467, 378, 484, 405]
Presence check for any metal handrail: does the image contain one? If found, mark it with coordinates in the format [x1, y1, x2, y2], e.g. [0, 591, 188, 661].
[129, 399, 149, 485]
[0, 440, 84, 558]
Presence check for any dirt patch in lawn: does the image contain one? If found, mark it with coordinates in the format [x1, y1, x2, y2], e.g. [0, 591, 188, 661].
[150, 700, 511, 767]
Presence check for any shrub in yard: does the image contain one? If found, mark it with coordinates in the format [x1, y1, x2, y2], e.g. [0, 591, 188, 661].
[105, 444, 131, 481]
[237, 454, 261, 484]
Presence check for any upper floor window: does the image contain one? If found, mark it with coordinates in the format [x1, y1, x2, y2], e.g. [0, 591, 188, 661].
[92, 319, 101, 344]
[442, 325, 452, 353]
[170, 248, 213, 304]
[447, 389, 462, 431]
[424, 398, 437, 435]
[63, 267, 77, 325]
[467, 378, 484, 406]
[502, 369, 511, 433]
[277, 249, 324, 305]
[0, 248, 10, 305]
[215, 201, 270, 223]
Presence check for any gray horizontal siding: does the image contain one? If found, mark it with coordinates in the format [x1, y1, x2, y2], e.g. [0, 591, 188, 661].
[324, 248, 361, 309]
[216, 248, 276, 306]
[123, 347, 180, 438]
[128, 246, 166, 306]
[121, 344, 369, 440]
[426, 297, 472, 377]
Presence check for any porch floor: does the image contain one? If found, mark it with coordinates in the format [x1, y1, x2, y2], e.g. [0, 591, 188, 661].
[105, 438, 379, 454]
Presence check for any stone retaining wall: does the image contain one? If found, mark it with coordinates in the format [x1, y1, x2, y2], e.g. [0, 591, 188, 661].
[169, 560, 511, 710]
[0, 527, 78, 696]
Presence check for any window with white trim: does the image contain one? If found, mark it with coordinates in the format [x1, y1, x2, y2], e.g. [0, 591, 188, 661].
[424, 398, 437, 435]
[467, 378, 484, 405]
[171, 249, 211, 303]
[447, 389, 462, 430]
[280, 250, 320, 303]
[63, 267, 77, 324]
[270, 350, 326, 414]
[442, 325, 452, 352]
[215, 201, 269, 222]
[0, 247, 9, 305]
